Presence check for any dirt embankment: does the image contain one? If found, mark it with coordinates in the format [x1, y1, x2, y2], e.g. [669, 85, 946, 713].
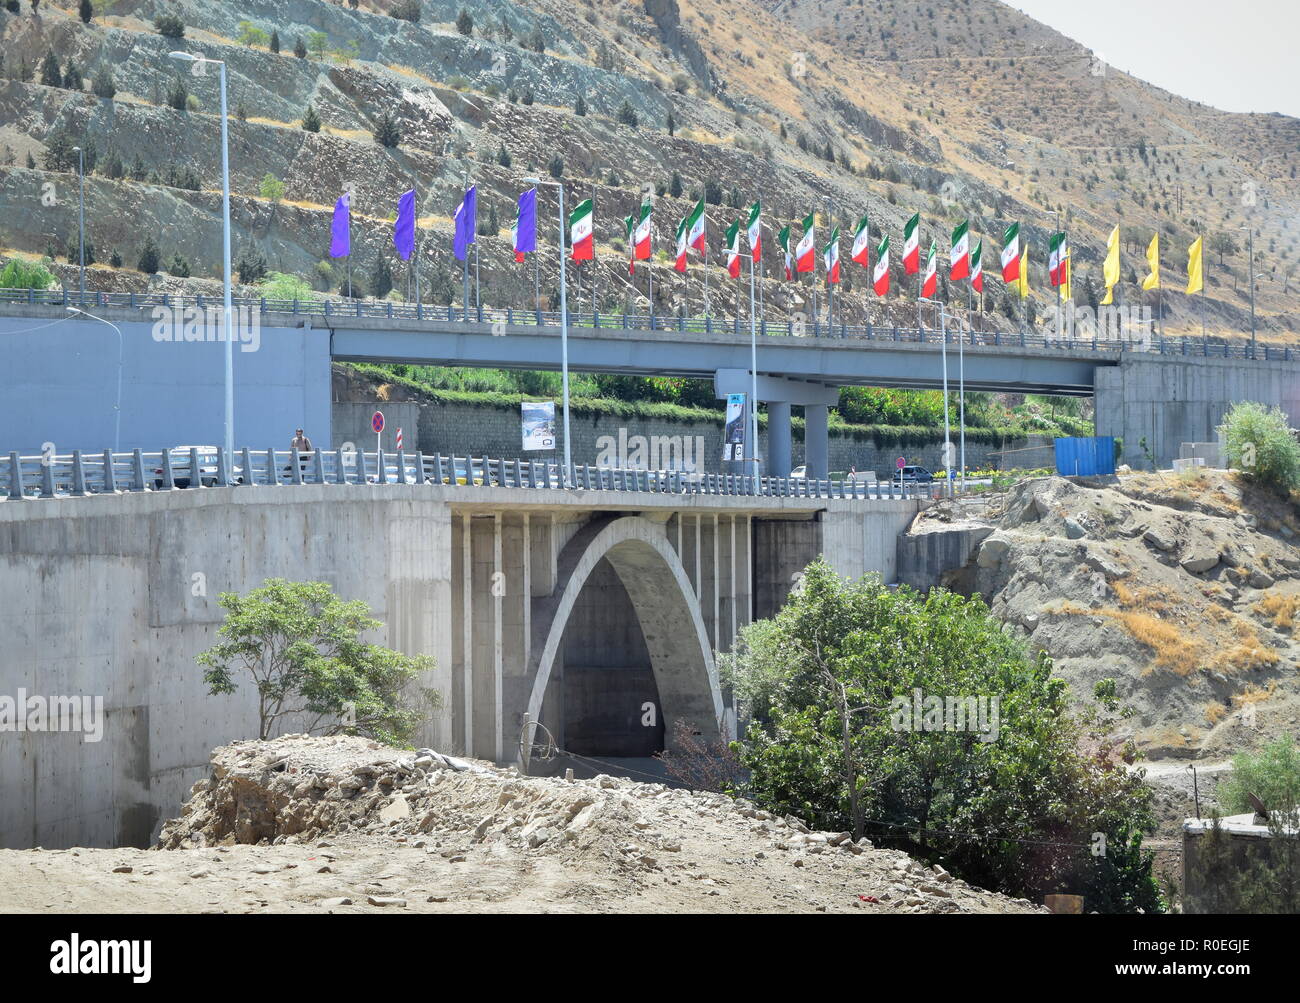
[0, 735, 1042, 914]
[938, 470, 1300, 759]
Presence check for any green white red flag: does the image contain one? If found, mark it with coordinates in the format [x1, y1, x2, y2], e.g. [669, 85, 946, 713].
[823, 226, 840, 284]
[726, 220, 742, 278]
[1048, 232, 1067, 286]
[873, 235, 890, 295]
[569, 199, 593, 260]
[851, 214, 871, 267]
[1000, 222, 1020, 282]
[971, 239, 984, 293]
[778, 226, 793, 279]
[903, 213, 920, 274]
[747, 202, 762, 255]
[950, 219, 970, 280]
[674, 215, 689, 272]
[921, 240, 938, 298]
[795, 213, 816, 273]
[686, 199, 706, 253]
[632, 196, 652, 262]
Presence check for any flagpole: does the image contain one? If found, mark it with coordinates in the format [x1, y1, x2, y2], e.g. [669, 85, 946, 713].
[958, 307, 966, 494]
[749, 246, 759, 488]
[917, 221, 923, 333]
[940, 303, 951, 498]
[461, 173, 469, 317]
[346, 187, 353, 299]
[825, 197, 834, 334]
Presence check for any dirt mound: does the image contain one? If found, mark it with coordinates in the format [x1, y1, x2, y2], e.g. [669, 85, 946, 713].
[943, 471, 1300, 758]
[134, 734, 1042, 914]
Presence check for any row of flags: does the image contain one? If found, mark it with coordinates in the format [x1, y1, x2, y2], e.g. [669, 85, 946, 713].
[329, 187, 1210, 303]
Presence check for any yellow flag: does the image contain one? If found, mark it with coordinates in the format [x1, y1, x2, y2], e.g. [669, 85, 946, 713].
[1186, 236, 1203, 294]
[1061, 249, 1072, 301]
[1101, 225, 1120, 305]
[1142, 233, 1160, 291]
[1017, 246, 1029, 299]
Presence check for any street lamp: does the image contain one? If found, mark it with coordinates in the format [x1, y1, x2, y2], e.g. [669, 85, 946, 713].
[524, 176, 572, 483]
[72, 145, 85, 304]
[168, 50, 234, 465]
[66, 307, 122, 453]
[1239, 226, 1257, 357]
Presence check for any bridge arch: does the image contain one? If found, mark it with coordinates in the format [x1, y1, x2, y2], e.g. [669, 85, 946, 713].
[523, 515, 725, 758]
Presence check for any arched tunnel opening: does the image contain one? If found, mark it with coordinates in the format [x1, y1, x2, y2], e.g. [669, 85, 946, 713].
[546, 556, 667, 759]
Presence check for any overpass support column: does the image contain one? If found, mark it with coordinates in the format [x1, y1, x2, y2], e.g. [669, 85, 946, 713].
[768, 402, 792, 478]
[805, 404, 829, 479]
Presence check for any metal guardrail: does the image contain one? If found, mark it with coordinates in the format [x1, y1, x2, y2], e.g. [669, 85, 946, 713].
[0, 287, 1283, 360]
[3, 448, 930, 502]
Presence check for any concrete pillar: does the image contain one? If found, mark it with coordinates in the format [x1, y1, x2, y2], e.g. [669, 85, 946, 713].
[460, 512, 473, 756]
[805, 404, 829, 478]
[768, 402, 792, 477]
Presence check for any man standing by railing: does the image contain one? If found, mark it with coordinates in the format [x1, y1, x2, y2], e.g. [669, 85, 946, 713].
[291, 428, 313, 453]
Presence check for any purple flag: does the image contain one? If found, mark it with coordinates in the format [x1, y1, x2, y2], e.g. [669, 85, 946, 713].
[515, 188, 537, 258]
[454, 184, 476, 262]
[329, 193, 351, 258]
[394, 189, 416, 261]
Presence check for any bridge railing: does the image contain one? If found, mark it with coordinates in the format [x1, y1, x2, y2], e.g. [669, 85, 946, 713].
[2, 287, 1286, 360]
[4, 448, 929, 502]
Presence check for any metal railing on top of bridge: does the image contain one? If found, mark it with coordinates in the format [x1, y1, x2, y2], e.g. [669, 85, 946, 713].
[0, 286, 1285, 361]
[3, 448, 931, 502]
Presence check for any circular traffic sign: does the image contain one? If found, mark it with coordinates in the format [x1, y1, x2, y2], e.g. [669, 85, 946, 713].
[895, 456, 907, 470]
[371, 411, 385, 434]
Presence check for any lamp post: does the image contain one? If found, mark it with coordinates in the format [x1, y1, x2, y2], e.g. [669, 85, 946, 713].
[72, 145, 85, 305]
[1239, 226, 1257, 357]
[66, 307, 122, 453]
[525, 176, 572, 482]
[168, 51, 234, 465]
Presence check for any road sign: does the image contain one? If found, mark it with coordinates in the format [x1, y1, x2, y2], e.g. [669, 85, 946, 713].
[895, 456, 906, 470]
[941, 441, 956, 469]
[372, 411, 385, 434]
[396, 428, 403, 451]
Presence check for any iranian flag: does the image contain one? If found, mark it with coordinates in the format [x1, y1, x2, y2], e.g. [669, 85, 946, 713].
[632, 197, 652, 262]
[971, 239, 984, 293]
[570, 199, 594, 261]
[778, 226, 793, 279]
[794, 213, 816, 273]
[950, 219, 970, 280]
[686, 199, 706, 253]
[1048, 232, 1067, 286]
[921, 240, 938, 298]
[747, 202, 762, 255]
[873, 235, 890, 295]
[823, 227, 840, 284]
[674, 215, 689, 272]
[851, 214, 871, 267]
[1000, 222, 1020, 282]
[726, 220, 742, 278]
[903, 213, 921, 274]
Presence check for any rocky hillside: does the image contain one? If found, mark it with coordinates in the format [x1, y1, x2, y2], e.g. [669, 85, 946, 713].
[0, 0, 1295, 340]
[939, 470, 1300, 758]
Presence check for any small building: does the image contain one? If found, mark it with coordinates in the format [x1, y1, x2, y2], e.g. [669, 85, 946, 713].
[1182, 812, 1299, 913]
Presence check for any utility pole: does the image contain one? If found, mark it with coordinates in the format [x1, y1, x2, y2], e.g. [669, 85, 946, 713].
[73, 145, 85, 305]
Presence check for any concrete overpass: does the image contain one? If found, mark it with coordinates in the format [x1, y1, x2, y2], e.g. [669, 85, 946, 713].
[0, 476, 921, 850]
[3, 294, 1299, 472]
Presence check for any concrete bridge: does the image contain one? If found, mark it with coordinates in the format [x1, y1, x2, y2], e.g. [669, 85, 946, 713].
[4, 296, 1297, 472]
[0, 475, 920, 850]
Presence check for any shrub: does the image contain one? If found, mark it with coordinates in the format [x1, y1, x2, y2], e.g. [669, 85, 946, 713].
[373, 111, 400, 148]
[728, 560, 1160, 912]
[1219, 401, 1300, 493]
[302, 104, 321, 133]
[137, 238, 160, 274]
[258, 173, 286, 202]
[455, 8, 472, 35]
[0, 258, 56, 289]
[91, 66, 116, 99]
[154, 13, 184, 39]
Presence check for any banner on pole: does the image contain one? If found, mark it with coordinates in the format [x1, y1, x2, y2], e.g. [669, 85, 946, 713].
[722, 393, 747, 463]
[521, 402, 556, 451]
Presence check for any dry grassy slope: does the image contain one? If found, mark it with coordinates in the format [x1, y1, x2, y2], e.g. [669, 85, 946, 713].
[0, 0, 1294, 339]
[941, 470, 1300, 760]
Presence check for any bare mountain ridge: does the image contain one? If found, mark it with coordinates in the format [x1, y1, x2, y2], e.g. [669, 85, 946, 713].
[0, 0, 1294, 338]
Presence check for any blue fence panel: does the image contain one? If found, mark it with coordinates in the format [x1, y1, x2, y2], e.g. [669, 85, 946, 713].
[1054, 436, 1116, 477]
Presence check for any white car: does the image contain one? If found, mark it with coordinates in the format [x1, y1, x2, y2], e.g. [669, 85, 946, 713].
[789, 465, 807, 479]
[153, 446, 220, 489]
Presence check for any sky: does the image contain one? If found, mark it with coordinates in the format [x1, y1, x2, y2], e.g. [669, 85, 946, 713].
[1010, 0, 1300, 118]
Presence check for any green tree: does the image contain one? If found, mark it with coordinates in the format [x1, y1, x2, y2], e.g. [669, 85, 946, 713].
[78, 0, 91, 23]
[574, 92, 587, 116]
[393, 0, 421, 22]
[40, 129, 76, 171]
[39, 48, 60, 87]
[370, 255, 393, 298]
[258, 173, 286, 202]
[455, 7, 473, 35]
[1219, 401, 1300, 493]
[269, 30, 280, 54]
[669, 171, 683, 198]
[62, 60, 82, 90]
[301, 103, 320, 133]
[547, 154, 563, 179]
[137, 237, 159, 274]
[0, 258, 55, 289]
[307, 31, 327, 60]
[495, 143, 511, 168]
[616, 99, 638, 128]
[237, 21, 269, 47]
[196, 579, 438, 744]
[373, 111, 400, 148]
[727, 560, 1160, 912]
[1220, 736, 1300, 816]
[153, 13, 184, 38]
[166, 78, 187, 110]
[91, 65, 116, 99]
[293, 36, 307, 58]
